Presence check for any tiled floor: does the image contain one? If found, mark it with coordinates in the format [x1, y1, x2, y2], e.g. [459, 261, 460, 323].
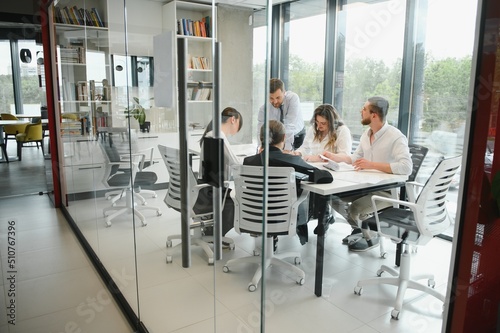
[0, 146, 454, 333]
[0, 195, 132, 333]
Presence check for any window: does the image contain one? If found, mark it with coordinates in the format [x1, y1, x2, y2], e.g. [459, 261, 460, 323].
[335, 0, 406, 135]
[0, 40, 14, 114]
[288, 0, 326, 124]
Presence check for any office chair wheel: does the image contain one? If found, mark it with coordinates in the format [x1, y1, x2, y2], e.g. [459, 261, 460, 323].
[166, 240, 173, 247]
[208, 258, 214, 265]
[105, 220, 112, 227]
[294, 257, 301, 265]
[354, 286, 362, 295]
[297, 278, 305, 285]
[152, 193, 157, 198]
[376, 269, 384, 277]
[248, 284, 257, 292]
[428, 279, 436, 288]
[391, 309, 400, 320]
[380, 252, 388, 259]
[222, 265, 230, 273]
[156, 210, 162, 216]
[253, 249, 260, 256]
[166, 255, 173, 264]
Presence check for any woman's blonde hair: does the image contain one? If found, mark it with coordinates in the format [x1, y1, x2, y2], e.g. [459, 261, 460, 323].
[311, 104, 343, 152]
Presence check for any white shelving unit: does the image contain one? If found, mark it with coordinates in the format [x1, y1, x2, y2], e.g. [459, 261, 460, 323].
[49, 0, 112, 194]
[162, 0, 214, 129]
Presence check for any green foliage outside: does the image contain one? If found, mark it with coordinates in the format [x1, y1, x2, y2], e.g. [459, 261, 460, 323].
[0, 74, 45, 113]
[254, 54, 471, 139]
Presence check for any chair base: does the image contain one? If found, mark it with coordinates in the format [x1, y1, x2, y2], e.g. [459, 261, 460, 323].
[166, 227, 235, 265]
[223, 236, 305, 292]
[354, 246, 444, 320]
[106, 188, 157, 206]
[102, 189, 162, 227]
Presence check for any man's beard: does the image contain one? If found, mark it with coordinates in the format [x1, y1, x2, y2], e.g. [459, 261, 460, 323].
[361, 117, 371, 126]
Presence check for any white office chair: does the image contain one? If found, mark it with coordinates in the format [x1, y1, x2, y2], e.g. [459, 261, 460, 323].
[354, 155, 461, 319]
[102, 128, 158, 206]
[158, 144, 234, 265]
[99, 133, 162, 227]
[223, 165, 308, 292]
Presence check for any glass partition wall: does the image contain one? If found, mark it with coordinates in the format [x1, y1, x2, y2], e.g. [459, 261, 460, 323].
[48, 0, 270, 331]
[46, 0, 477, 331]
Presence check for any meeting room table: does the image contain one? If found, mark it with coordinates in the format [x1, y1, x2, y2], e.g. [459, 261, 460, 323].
[172, 141, 407, 296]
[301, 165, 408, 297]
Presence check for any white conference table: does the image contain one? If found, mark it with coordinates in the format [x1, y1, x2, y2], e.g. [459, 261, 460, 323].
[178, 142, 407, 296]
[301, 165, 407, 297]
[0, 120, 30, 163]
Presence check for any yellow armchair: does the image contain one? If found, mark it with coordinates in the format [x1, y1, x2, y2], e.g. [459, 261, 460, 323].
[1, 113, 28, 149]
[15, 118, 44, 161]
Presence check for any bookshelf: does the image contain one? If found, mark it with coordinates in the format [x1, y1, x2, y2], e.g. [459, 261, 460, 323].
[162, 0, 214, 129]
[50, 0, 111, 136]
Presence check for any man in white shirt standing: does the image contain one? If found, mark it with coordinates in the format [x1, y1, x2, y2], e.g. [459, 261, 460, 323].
[322, 96, 412, 252]
[257, 78, 305, 151]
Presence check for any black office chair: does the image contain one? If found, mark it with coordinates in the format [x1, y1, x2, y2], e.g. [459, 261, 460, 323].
[355, 155, 461, 319]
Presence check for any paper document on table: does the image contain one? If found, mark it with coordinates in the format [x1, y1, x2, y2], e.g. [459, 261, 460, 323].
[332, 169, 393, 184]
[323, 160, 355, 172]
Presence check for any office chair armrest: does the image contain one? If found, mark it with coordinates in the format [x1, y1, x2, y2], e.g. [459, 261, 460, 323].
[370, 195, 426, 242]
[118, 147, 156, 170]
[405, 181, 424, 203]
[371, 194, 418, 211]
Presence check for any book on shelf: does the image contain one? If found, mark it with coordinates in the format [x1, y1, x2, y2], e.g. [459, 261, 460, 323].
[177, 20, 183, 35]
[190, 56, 210, 70]
[203, 16, 211, 38]
[91, 8, 105, 27]
[76, 82, 88, 101]
[70, 6, 84, 25]
[190, 86, 211, 101]
[54, 5, 105, 27]
[177, 17, 211, 37]
[60, 45, 86, 64]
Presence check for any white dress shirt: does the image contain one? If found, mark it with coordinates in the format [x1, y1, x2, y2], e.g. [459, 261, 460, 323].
[351, 122, 412, 175]
[257, 91, 305, 150]
[296, 124, 352, 156]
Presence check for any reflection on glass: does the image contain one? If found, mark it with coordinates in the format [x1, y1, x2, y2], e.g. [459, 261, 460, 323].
[137, 56, 152, 87]
[18, 40, 47, 115]
[113, 54, 132, 87]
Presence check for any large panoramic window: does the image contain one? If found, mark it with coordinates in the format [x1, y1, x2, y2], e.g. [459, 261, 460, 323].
[336, 0, 406, 135]
[288, 1, 326, 124]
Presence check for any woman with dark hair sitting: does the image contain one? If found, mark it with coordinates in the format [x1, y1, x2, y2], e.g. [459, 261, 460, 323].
[244, 120, 333, 246]
[194, 107, 244, 237]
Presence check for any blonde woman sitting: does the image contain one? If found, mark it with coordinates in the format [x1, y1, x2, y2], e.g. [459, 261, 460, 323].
[293, 104, 352, 161]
